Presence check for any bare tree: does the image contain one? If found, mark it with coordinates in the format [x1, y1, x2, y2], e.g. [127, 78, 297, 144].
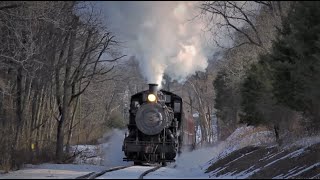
[54, 5, 125, 160]
[198, 1, 291, 50]
[0, 1, 126, 168]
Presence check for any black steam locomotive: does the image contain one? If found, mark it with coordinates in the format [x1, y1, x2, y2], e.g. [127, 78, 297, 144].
[122, 84, 183, 165]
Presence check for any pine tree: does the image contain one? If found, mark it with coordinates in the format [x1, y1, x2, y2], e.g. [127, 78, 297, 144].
[269, 1, 320, 131]
[240, 61, 267, 126]
[240, 1, 320, 135]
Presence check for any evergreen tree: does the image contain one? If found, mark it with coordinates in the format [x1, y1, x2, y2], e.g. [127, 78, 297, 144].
[240, 60, 270, 126]
[213, 70, 229, 119]
[241, 1, 320, 132]
[213, 69, 240, 139]
[269, 1, 320, 130]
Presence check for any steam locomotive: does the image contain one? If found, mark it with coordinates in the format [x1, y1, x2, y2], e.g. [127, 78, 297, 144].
[122, 84, 183, 166]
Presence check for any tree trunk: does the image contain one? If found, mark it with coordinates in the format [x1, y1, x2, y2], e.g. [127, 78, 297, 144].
[11, 66, 23, 169]
[66, 91, 80, 154]
[274, 124, 281, 146]
[207, 106, 212, 143]
[0, 92, 2, 121]
[56, 17, 78, 161]
[216, 117, 220, 141]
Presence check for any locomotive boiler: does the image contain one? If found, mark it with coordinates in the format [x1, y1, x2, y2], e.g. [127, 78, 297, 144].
[122, 84, 183, 165]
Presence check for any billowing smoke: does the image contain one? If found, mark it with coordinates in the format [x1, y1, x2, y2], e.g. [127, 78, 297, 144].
[136, 2, 208, 85]
[97, 2, 210, 86]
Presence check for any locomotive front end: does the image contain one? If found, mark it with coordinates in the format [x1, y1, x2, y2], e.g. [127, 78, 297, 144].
[122, 84, 183, 165]
[135, 84, 173, 135]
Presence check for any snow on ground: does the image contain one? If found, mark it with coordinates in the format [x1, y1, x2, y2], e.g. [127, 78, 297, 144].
[0, 129, 131, 179]
[100, 129, 133, 168]
[0, 164, 105, 179]
[91, 126, 275, 179]
[3, 126, 311, 179]
[146, 166, 210, 179]
[202, 125, 275, 168]
[283, 135, 320, 149]
[281, 163, 320, 179]
[96, 166, 154, 179]
[145, 125, 275, 179]
[94, 126, 275, 179]
[71, 144, 104, 165]
[272, 163, 320, 179]
[264, 148, 307, 168]
[71, 129, 132, 168]
[209, 166, 262, 179]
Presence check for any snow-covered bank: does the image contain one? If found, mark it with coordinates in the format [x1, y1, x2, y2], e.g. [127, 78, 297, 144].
[178, 125, 275, 170]
[1, 126, 317, 179]
[146, 125, 276, 179]
[70, 144, 104, 165]
[0, 164, 105, 179]
[70, 129, 132, 168]
[0, 129, 131, 179]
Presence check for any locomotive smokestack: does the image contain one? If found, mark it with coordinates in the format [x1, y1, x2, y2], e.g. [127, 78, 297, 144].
[148, 83, 158, 94]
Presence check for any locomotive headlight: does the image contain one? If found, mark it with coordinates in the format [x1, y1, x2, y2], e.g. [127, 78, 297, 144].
[147, 94, 156, 102]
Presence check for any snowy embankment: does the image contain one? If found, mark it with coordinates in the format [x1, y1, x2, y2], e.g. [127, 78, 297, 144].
[145, 125, 277, 179]
[0, 144, 108, 179]
[0, 129, 128, 179]
[0, 164, 106, 179]
[1, 127, 318, 179]
[0, 127, 278, 179]
[204, 131, 320, 179]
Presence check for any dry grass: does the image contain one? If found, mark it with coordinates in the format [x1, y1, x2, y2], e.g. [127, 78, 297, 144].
[0, 158, 11, 173]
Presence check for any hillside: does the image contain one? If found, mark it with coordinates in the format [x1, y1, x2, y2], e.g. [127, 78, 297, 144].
[205, 142, 320, 179]
[0, 127, 319, 179]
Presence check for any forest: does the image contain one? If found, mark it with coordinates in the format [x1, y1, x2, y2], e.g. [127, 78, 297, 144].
[0, 1, 319, 171]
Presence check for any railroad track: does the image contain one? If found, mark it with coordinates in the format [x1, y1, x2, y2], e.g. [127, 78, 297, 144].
[75, 164, 162, 179]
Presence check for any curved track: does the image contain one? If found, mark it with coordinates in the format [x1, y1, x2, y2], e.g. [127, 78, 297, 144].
[75, 165, 162, 179]
[138, 165, 162, 179]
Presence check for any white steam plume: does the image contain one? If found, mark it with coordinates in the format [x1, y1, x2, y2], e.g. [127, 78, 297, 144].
[136, 2, 208, 86]
[98, 2, 212, 87]
[100, 129, 132, 167]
